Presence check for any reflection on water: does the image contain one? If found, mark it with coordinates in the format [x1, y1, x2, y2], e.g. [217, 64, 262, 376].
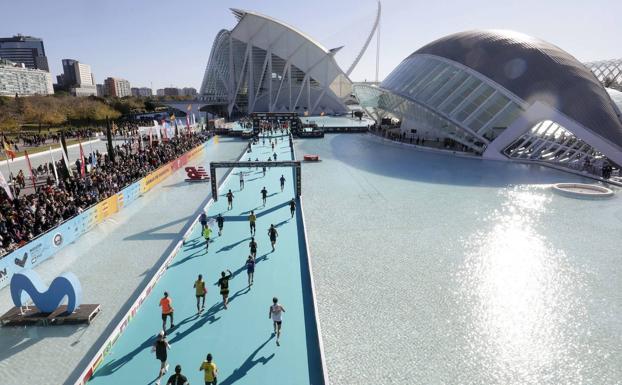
[458, 186, 587, 384]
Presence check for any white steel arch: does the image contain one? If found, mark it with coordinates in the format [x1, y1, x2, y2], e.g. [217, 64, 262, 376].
[200, 9, 351, 117]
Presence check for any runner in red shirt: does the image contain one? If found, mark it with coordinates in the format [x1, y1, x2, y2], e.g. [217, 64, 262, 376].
[159, 291, 174, 330]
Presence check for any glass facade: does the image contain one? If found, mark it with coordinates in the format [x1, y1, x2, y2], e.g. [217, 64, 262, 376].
[356, 55, 525, 154]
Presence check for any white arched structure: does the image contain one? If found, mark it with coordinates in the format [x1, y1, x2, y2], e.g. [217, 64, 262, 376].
[200, 9, 351, 117]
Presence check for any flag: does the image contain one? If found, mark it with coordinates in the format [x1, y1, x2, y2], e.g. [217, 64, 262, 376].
[79, 141, 86, 177]
[186, 115, 191, 134]
[0, 169, 13, 200]
[60, 143, 71, 178]
[162, 120, 168, 141]
[24, 150, 36, 189]
[49, 147, 59, 185]
[149, 126, 154, 146]
[3, 140, 15, 160]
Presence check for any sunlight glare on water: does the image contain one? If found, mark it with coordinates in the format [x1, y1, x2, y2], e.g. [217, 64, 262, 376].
[457, 186, 587, 384]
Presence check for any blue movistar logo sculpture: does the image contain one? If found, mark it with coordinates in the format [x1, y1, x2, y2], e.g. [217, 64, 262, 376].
[10, 270, 82, 314]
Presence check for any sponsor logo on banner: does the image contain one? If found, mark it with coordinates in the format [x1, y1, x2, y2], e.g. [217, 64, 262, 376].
[14, 253, 28, 267]
[0, 268, 8, 284]
[53, 233, 63, 247]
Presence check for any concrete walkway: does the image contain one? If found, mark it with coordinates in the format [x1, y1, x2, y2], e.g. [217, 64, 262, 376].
[87, 133, 324, 385]
[0, 136, 246, 385]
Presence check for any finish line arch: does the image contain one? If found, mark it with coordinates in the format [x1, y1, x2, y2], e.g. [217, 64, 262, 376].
[210, 161, 302, 200]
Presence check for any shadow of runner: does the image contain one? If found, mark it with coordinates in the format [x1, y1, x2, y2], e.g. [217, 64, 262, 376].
[216, 237, 251, 253]
[91, 334, 156, 377]
[167, 249, 205, 268]
[217, 335, 276, 385]
[168, 287, 250, 344]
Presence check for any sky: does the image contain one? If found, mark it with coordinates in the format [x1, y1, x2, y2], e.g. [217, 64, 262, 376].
[2, 0, 621, 90]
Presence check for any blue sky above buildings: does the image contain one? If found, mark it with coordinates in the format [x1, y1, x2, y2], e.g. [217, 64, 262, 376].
[2, 0, 620, 90]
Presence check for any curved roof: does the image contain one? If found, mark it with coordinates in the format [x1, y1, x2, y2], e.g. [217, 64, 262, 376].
[411, 29, 622, 149]
[230, 8, 330, 54]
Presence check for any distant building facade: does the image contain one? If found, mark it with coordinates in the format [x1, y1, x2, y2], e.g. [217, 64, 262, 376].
[181, 87, 197, 96]
[60, 59, 97, 96]
[163, 87, 179, 96]
[0, 59, 54, 96]
[104, 77, 131, 97]
[0, 35, 49, 71]
[156, 88, 165, 96]
[96, 83, 105, 97]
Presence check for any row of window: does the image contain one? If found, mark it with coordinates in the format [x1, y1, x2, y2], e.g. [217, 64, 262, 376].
[381, 55, 524, 143]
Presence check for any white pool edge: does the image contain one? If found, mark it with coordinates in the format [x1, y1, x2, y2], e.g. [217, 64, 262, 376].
[292, 136, 331, 385]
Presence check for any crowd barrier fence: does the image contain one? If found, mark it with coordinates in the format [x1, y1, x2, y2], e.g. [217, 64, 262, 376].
[0, 142, 208, 290]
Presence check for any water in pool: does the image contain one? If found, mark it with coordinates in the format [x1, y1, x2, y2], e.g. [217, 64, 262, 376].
[297, 134, 622, 385]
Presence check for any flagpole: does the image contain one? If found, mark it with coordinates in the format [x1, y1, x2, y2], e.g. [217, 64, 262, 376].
[49, 146, 59, 185]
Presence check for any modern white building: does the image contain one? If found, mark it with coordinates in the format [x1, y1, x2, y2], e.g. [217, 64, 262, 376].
[355, 30, 622, 175]
[200, 9, 351, 118]
[0, 59, 54, 96]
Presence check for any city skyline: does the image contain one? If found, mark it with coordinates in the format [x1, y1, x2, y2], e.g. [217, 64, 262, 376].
[1, 0, 621, 90]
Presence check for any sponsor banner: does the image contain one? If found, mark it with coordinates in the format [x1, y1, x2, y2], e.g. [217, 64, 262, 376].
[95, 194, 119, 223]
[119, 182, 141, 208]
[0, 142, 209, 290]
[140, 165, 172, 194]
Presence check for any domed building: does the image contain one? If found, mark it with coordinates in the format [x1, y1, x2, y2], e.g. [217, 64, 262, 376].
[355, 30, 622, 173]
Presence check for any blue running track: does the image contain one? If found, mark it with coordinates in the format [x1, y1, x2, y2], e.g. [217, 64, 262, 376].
[88, 133, 324, 385]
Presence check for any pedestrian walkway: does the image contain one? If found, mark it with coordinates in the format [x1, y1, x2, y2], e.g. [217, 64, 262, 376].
[88, 132, 324, 385]
[0, 136, 246, 385]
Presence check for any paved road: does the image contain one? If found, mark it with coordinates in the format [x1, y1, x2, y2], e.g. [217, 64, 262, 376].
[0, 138, 114, 178]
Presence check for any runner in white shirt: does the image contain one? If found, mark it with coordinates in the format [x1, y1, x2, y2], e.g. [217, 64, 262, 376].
[268, 297, 286, 346]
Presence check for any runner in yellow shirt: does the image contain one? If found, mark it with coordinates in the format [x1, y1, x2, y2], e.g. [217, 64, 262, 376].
[199, 353, 218, 385]
[193, 274, 206, 314]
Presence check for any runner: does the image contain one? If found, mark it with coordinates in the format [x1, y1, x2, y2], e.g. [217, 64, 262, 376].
[152, 331, 170, 385]
[165, 365, 189, 385]
[271, 142, 275, 151]
[268, 224, 278, 252]
[246, 255, 255, 288]
[199, 212, 207, 231]
[216, 213, 225, 236]
[261, 186, 268, 206]
[273, 152, 277, 161]
[218, 269, 233, 309]
[280, 175, 286, 192]
[248, 210, 256, 235]
[255, 157, 259, 170]
[203, 225, 212, 252]
[249, 236, 257, 259]
[289, 198, 296, 218]
[194, 274, 206, 314]
[159, 292, 174, 330]
[239, 172, 244, 190]
[199, 353, 218, 385]
[262, 165, 266, 177]
[269, 297, 286, 346]
[226, 189, 234, 210]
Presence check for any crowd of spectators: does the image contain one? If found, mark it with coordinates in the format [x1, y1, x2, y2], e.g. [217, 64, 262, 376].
[0, 131, 210, 256]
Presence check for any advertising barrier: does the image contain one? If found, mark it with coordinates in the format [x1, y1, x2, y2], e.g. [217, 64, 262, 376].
[0, 142, 207, 290]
